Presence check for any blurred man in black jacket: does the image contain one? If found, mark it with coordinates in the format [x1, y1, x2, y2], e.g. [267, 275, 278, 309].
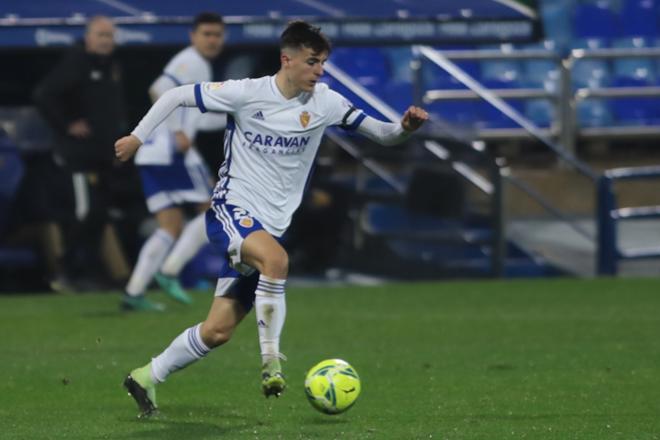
[34, 16, 131, 289]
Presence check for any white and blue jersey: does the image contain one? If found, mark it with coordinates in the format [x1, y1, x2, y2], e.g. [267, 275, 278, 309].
[194, 76, 366, 237]
[129, 74, 402, 294]
[136, 46, 215, 212]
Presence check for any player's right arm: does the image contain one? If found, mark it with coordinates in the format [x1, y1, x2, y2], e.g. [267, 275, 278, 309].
[149, 70, 190, 151]
[115, 80, 246, 162]
[115, 84, 196, 161]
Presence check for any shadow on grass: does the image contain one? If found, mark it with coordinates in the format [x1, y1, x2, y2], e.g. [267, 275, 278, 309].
[81, 310, 127, 318]
[449, 412, 654, 422]
[109, 417, 249, 440]
[304, 414, 351, 426]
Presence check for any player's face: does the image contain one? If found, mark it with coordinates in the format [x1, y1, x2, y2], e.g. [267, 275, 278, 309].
[85, 18, 115, 56]
[287, 47, 328, 93]
[191, 23, 225, 60]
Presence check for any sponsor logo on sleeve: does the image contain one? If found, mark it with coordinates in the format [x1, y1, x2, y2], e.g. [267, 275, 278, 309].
[206, 82, 224, 91]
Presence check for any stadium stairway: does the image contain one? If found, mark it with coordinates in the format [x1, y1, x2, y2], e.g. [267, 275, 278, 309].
[506, 164, 660, 277]
[359, 202, 565, 278]
[338, 168, 567, 279]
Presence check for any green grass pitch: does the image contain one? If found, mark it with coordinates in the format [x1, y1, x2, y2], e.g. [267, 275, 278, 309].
[2, 278, 660, 439]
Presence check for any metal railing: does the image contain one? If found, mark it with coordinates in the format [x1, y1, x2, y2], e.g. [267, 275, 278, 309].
[421, 45, 660, 152]
[597, 166, 660, 275]
[567, 46, 660, 147]
[416, 44, 660, 276]
[324, 60, 506, 277]
[414, 45, 598, 244]
[418, 46, 573, 149]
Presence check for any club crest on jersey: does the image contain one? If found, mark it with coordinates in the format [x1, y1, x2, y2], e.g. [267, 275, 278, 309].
[300, 111, 311, 128]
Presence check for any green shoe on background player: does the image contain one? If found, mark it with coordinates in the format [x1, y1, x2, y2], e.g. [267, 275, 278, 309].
[124, 363, 158, 418]
[261, 355, 286, 398]
[120, 294, 166, 312]
[154, 273, 193, 304]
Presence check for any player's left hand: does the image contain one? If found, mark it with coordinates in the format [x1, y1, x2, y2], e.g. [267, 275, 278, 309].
[401, 106, 429, 132]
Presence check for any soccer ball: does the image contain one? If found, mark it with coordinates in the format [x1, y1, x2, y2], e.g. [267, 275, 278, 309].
[304, 359, 361, 415]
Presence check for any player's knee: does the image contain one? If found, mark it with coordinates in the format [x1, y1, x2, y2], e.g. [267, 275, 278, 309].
[200, 323, 234, 348]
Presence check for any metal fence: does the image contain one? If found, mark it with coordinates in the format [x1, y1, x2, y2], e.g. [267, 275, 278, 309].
[415, 45, 660, 275]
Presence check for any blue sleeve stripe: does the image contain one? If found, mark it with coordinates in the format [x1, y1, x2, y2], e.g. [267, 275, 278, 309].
[345, 112, 367, 131]
[163, 72, 182, 86]
[194, 84, 207, 113]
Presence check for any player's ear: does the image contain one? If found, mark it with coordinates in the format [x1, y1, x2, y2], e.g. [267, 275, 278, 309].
[280, 51, 291, 67]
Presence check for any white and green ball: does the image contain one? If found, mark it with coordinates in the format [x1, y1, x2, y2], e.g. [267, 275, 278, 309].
[304, 359, 361, 415]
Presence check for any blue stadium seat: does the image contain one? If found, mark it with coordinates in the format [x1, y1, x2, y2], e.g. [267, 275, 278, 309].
[611, 77, 659, 124]
[383, 81, 414, 114]
[423, 68, 479, 127]
[612, 37, 656, 84]
[384, 46, 414, 83]
[571, 38, 612, 89]
[573, 1, 620, 39]
[525, 98, 555, 127]
[477, 51, 524, 128]
[577, 98, 613, 127]
[477, 53, 525, 128]
[520, 39, 560, 91]
[515, 40, 560, 128]
[415, 45, 480, 91]
[620, 0, 658, 37]
[524, 58, 560, 91]
[330, 47, 390, 88]
[480, 52, 523, 85]
[610, 37, 658, 124]
[427, 101, 477, 127]
[540, 0, 574, 51]
[477, 90, 525, 129]
[423, 58, 480, 89]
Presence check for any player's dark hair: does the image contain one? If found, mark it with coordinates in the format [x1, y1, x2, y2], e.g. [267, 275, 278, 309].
[280, 20, 331, 55]
[192, 12, 224, 30]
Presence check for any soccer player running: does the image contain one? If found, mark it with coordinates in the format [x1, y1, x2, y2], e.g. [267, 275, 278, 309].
[121, 13, 226, 311]
[116, 21, 428, 415]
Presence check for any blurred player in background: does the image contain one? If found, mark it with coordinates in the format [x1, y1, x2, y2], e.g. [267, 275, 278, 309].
[116, 20, 428, 415]
[34, 16, 131, 290]
[121, 12, 226, 311]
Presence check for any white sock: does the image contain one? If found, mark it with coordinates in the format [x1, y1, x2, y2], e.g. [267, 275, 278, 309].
[254, 275, 286, 363]
[161, 213, 209, 277]
[126, 229, 174, 296]
[150, 323, 210, 383]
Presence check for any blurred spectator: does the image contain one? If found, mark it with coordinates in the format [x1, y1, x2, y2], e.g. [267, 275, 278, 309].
[33, 16, 132, 289]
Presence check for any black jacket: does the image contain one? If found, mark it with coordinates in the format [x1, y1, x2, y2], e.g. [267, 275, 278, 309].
[33, 45, 127, 171]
